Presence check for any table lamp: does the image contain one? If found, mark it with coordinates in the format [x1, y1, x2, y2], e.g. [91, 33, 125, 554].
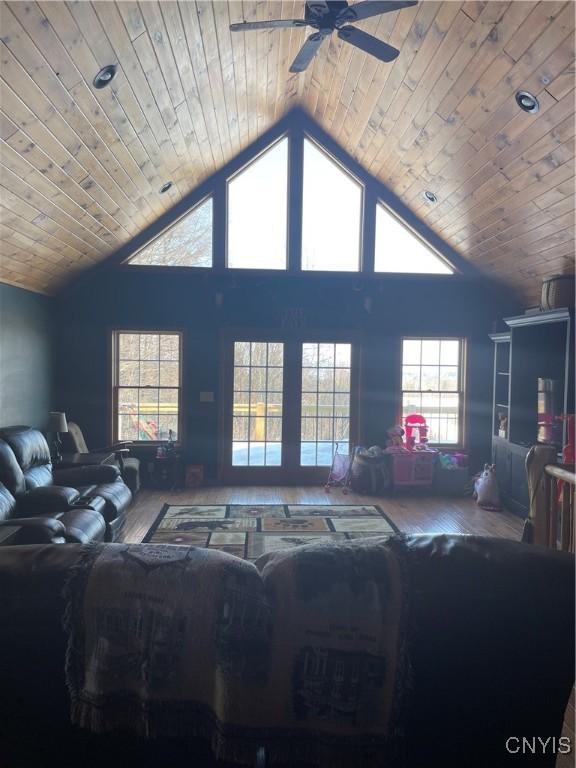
[46, 411, 68, 463]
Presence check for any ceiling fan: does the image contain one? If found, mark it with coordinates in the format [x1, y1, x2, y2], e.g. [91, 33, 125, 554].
[230, 1, 418, 73]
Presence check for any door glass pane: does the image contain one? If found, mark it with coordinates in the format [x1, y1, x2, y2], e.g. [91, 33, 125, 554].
[300, 343, 352, 466]
[232, 342, 284, 466]
[265, 444, 281, 466]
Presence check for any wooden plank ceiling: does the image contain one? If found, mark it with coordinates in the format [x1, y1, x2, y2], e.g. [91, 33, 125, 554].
[0, 0, 574, 303]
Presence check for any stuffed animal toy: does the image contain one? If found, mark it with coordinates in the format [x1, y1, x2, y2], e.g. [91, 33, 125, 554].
[386, 426, 404, 447]
[474, 464, 501, 511]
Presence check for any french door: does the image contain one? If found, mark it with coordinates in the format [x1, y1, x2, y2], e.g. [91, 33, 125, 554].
[220, 335, 357, 483]
[230, 341, 284, 467]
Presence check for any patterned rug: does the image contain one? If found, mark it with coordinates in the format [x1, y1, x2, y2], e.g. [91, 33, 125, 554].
[143, 504, 399, 561]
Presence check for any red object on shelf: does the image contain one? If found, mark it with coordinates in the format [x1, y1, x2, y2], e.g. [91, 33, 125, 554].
[404, 413, 429, 446]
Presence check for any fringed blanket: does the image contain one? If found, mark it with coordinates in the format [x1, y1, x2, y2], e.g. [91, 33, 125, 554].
[64, 538, 409, 767]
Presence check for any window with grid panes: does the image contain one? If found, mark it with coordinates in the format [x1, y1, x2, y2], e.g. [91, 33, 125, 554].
[401, 338, 464, 445]
[232, 342, 284, 466]
[301, 343, 352, 465]
[113, 332, 181, 442]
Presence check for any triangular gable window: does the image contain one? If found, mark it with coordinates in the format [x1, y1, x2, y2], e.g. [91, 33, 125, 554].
[123, 127, 456, 276]
[128, 197, 213, 267]
[374, 202, 453, 274]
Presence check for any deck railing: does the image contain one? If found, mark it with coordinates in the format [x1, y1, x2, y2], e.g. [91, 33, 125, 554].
[525, 444, 575, 554]
[543, 464, 575, 553]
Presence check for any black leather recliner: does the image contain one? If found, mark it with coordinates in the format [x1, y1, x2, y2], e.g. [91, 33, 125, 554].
[0, 480, 105, 544]
[0, 426, 132, 542]
[0, 482, 66, 544]
[62, 421, 141, 496]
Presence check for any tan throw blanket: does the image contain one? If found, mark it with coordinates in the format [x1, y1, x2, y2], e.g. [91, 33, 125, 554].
[64, 538, 409, 767]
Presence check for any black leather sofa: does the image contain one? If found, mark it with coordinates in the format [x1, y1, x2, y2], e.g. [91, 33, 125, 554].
[0, 535, 573, 768]
[0, 426, 132, 542]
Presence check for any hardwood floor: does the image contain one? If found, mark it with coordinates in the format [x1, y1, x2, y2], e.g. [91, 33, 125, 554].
[119, 485, 524, 544]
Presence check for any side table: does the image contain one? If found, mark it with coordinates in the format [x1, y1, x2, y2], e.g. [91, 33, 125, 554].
[150, 452, 184, 490]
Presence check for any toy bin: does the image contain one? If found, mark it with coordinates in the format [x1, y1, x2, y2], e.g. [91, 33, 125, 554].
[390, 451, 436, 487]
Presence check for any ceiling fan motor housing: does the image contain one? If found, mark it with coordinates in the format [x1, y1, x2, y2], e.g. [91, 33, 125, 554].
[305, 0, 349, 28]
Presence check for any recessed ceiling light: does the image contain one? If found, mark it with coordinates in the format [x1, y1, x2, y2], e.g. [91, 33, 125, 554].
[515, 90, 539, 114]
[93, 64, 117, 89]
[160, 181, 173, 194]
[423, 190, 437, 203]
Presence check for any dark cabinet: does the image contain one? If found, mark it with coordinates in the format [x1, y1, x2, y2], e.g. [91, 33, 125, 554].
[509, 445, 530, 512]
[492, 437, 530, 517]
[492, 436, 511, 495]
[490, 308, 574, 519]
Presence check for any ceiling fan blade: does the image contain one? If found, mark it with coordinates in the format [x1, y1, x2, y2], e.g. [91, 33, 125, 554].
[289, 32, 328, 73]
[230, 19, 309, 32]
[336, 1, 417, 24]
[337, 25, 399, 62]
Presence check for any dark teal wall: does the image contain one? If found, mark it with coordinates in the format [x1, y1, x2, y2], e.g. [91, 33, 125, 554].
[0, 283, 54, 429]
[54, 268, 517, 477]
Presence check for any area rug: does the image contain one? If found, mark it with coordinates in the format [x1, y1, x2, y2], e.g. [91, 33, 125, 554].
[143, 503, 399, 561]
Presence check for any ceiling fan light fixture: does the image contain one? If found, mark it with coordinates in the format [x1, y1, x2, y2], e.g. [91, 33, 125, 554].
[423, 190, 437, 203]
[515, 90, 539, 114]
[160, 181, 173, 194]
[93, 64, 117, 89]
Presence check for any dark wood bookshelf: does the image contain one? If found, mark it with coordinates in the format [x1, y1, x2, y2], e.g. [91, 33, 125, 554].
[490, 308, 574, 518]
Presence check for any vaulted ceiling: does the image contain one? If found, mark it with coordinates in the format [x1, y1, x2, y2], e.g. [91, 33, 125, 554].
[0, 1, 574, 303]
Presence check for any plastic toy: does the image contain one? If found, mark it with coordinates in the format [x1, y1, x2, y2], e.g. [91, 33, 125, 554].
[474, 464, 501, 511]
[439, 453, 458, 469]
[453, 452, 468, 468]
[386, 426, 405, 447]
[404, 414, 428, 447]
